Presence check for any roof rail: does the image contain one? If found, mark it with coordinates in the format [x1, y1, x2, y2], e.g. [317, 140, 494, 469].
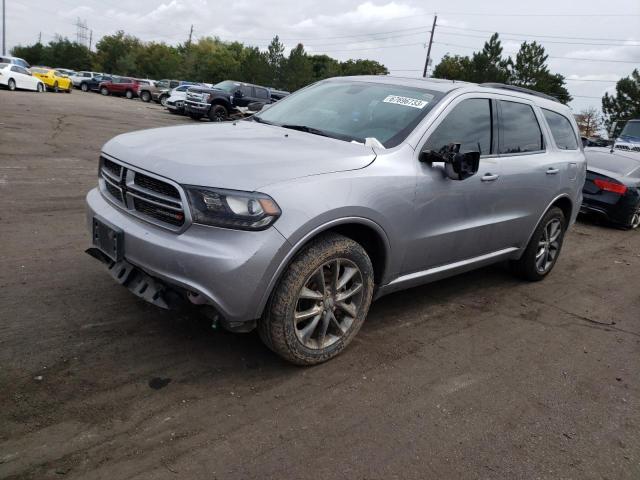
[480, 83, 561, 103]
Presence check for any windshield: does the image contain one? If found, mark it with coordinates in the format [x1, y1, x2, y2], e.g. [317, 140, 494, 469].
[213, 80, 239, 93]
[254, 80, 442, 147]
[620, 121, 640, 141]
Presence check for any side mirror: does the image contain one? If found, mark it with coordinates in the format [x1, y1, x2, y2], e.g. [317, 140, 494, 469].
[419, 143, 480, 180]
[234, 89, 243, 98]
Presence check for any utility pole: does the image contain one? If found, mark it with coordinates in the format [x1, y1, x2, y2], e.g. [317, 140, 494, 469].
[38, 32, 42, 44]
[186, 24, 193, 49]
[422, 14, 437, 78]
[2, 0, 6, 56]
[89, 30, 92, 51]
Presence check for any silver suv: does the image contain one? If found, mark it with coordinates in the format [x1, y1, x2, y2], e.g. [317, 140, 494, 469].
[86, 76, 585, 365]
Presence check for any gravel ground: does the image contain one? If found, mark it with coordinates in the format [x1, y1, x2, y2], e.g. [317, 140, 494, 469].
[0, 89, 639, 480]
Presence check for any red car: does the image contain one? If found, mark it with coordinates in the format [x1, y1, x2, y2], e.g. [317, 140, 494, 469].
[98, 76, 141, 99]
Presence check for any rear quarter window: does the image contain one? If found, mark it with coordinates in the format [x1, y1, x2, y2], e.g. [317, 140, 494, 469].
[542, 109, 578, 150]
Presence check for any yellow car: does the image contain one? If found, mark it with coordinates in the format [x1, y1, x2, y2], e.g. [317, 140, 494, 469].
[30, 67, 72, 93]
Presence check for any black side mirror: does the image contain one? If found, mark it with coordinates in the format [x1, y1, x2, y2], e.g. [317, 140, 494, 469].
[234, 89, 243, 98]
[419, 143, 480, 180]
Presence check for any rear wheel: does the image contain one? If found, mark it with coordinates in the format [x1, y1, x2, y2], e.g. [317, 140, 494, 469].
[511, 207, 566, 281]
[8, 79, 16, 91]
[140, 91, 151, 102]
[209, 104, 228, 122]
[36, 83, 44, 93]
[125, 89, 134, 99]
[159, 94, 169, 107]
[259, 233, 374, 365]
[628, 205, 640, 229]
[53, 81, 59, 93]
[81, 82, 89, 92]
[100, 87, 109, 96]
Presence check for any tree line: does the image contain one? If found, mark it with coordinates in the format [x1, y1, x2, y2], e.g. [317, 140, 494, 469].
[11, 33, 388, 92]
[431, 33, 572, 103]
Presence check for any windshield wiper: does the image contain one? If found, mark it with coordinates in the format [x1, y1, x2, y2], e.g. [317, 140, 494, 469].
[251, 116, 272, 125]
[280, 124, 330, 138]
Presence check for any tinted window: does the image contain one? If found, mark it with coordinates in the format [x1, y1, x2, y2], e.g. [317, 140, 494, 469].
[255, 87, 269, 99]
[241, 85, 253, 97]
[499, 101, 544, 154]
[423, 98, 493, 156]
[16, 59, 29, 68]
[542, 109, 578, 150]
[16, 66, 29, 75]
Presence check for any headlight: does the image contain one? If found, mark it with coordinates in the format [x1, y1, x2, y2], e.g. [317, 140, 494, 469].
[184, 186, 281, 230]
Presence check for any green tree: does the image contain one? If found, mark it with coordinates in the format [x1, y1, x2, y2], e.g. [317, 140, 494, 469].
[94, 31, 142, 73]
[240, 46, 271, 85]
[469, 33, 511, 83]
[432, 54, 473, 81]
[340, 59, 388, 76]
[309, 54, 342, 81]
[11, 42, 45, 65]
[266, 35, 285, 87]
[282, 43, 313, 91]
[510, 41, 571, 103]
[12, 38, 92, 70]
[602, 69, 640, 132]
[134, 42, 181, 79]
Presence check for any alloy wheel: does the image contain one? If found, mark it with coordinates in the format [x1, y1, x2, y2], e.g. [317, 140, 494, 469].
[8, 79, 15, 91]
[631, 208, 640, 229]
[535, 218, 562, 273]
[294, 258, 364, 349]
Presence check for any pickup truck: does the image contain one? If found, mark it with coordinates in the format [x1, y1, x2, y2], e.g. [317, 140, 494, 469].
[184, 80, 288, 121]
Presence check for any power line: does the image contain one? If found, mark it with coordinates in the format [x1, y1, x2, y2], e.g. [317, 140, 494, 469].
[434, 30, 640, 47]
[437, 25, 640, 45]
[437, 11, 640, 17]
[432, 41, 640, 64]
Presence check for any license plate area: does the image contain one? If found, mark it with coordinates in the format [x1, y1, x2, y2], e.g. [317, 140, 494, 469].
[92, 217, 123, 262]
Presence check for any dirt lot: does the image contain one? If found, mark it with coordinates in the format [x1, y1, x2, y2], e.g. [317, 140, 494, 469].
[0, 90, 639, 480]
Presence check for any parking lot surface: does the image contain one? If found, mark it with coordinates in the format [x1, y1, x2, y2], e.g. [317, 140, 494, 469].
[1, 90, 639, 480]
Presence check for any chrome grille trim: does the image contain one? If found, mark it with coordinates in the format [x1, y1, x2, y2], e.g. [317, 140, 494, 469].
[98, 155, 191, 232]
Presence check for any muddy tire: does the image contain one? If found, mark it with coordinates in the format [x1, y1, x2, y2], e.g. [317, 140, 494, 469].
[208, 104, 228, 122]
[259, 233, 374, 365]
[511, 207, 566, 281]
[140, 91, 151, 102]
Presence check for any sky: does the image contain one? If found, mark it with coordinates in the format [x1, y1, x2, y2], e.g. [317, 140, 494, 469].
[3, 0, 640, 114]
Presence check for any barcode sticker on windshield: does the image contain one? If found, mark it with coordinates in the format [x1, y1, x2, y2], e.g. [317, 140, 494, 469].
[383, 95, 429, 109]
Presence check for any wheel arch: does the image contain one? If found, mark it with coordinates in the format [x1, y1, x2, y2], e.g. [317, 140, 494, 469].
[255, 217, 391, 319]
[520, 194, 574, 256]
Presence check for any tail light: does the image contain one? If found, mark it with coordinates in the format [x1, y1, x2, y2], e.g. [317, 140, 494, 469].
[594, 178, 627, 195]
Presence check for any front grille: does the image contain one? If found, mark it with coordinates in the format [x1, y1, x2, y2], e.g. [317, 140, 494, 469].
[134, 172, 180, 199]
[133, 198, 185, 226]
[99, 157, 187, 231]
[186, 91, 206, 102]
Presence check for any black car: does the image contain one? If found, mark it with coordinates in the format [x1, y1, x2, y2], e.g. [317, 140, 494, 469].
[581, 147, 640, 229]
[80, 74, 112, 92]
[184, 80, 286, 122]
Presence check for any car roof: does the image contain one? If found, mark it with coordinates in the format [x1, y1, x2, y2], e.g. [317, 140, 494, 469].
[332, 75, 570, 113]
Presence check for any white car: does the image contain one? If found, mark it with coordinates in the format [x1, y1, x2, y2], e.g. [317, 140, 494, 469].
[0, 55, 30, 69]
[0, 63, 45, 92]
[165, 85, 191, 114]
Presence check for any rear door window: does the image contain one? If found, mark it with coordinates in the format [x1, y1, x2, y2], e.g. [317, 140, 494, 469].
[498, 101, 544, 154]
[241, 85, 253, 97]
[542, 109, 578, 150]
[423, 98, 493, 156]
[254, 87, 269, 99]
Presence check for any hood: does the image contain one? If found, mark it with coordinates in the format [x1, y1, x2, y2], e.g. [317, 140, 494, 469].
[101, 121, 376, 191]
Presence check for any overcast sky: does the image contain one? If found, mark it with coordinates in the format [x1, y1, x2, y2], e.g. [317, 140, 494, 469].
[4, 0, 640, 113]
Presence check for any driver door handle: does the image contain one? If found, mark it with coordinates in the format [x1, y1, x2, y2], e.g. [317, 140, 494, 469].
[481, 173, 499, 182]
[546, 167, 560, 175]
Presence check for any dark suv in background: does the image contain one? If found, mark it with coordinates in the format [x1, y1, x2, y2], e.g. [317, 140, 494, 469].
[184, 80, 287, 121]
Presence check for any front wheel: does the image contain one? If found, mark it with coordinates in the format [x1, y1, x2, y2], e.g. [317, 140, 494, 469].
[259, 233, 375, 365]
[53, 81, 59, 93]
[81, 82, 89, 92]
[159, 94, 169, 107]
[100, 87, 109, 96]
[208, 104, 228, 122]
[511, 207, 566, 281]
[8, 79, 16, 91]
[627, 205, 640, 229]
[140, 91, 151, 102]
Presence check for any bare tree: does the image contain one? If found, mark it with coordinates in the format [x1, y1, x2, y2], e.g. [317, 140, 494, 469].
[575, 107, 603, 138]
